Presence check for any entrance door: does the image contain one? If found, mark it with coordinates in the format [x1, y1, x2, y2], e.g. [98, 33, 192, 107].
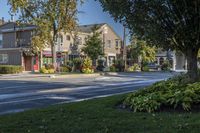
[24, 56, 32, 71]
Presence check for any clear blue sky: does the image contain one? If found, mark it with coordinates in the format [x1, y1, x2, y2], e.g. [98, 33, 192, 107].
[0, 0, 128, 43]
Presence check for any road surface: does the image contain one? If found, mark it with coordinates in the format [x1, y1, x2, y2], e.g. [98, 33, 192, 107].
[0, 72, 174, 115]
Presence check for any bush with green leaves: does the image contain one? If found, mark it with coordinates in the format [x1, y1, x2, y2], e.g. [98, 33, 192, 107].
[60, 65, 72, 73]
[72, 58, 82, 72]
[96, 59, 105, 71]
[40, 67, 55, 74]
[109, 65, 117, 72]
[114, 59, 125, 72]
[161, 60, 171, 71]
[40, 65, 55, 74]
[142, 66, 149, 72]
[124, 74, 200, 112]
[127, 64, 140, 72]
[81, 57, 94, 74]
[0, 65, 24, 74]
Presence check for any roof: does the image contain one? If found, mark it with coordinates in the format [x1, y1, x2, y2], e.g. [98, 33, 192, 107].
[77, 23, 122, 40]
[0, 22, 37, 33]
[77, 23, 106, 33]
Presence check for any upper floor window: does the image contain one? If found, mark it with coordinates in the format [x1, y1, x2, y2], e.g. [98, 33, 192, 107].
[115, 40, 119, 48]
[0, 54, 8, 63]
[107, 40, 111, 48]
[66, 35, 71, 41]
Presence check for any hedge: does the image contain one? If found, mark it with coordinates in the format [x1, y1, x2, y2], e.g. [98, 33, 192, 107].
[0, 65, 24, 74]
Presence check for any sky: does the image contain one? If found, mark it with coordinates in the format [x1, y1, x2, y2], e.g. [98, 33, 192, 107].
[0, 0, 128, 43]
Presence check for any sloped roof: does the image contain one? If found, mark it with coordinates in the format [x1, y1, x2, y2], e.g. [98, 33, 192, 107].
[77, 23, 106, 33]
[0, 22, 37, 33]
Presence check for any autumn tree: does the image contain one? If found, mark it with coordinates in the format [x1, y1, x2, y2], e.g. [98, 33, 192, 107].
[128, 37, 156, 71]
[8, 0, 82, 66]
[99, 0, 200, 81]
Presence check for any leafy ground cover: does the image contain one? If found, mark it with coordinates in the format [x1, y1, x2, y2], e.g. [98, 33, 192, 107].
[0, 94, 200, 133]
[124, 74, 200, 112]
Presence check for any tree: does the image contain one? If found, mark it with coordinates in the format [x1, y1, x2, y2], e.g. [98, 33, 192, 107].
[99, 0, 200, 81]
[128, 37, 156, 71]
[8, 0, 81, 66]
[82, 26, 104, 62]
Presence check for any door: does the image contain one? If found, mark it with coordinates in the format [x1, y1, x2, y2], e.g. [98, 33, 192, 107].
[24, 56, 32, 71]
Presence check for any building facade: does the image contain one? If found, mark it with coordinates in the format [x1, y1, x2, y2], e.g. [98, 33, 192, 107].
[0, 22, 122, 71]
[155, 49, 187, 71]
[0, 22, 39, 71]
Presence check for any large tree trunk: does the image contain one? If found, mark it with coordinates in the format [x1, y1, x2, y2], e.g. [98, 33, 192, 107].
[186, 48, 199, 82]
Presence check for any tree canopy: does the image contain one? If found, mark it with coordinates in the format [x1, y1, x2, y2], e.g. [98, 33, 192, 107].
[128, 37, 156, 70]
[99, 0, 200, 81]
[82, 26, 104, 61]
[8, 0, 82, 65]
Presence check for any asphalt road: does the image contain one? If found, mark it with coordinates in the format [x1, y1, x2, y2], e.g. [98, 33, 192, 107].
[0, 72, 175, 115]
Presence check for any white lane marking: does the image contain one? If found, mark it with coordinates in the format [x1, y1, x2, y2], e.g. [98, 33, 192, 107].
[0, 79, 164, 100]
[0, 80, 158, 105]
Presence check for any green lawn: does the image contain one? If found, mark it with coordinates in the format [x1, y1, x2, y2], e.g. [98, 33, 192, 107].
[0, 95, 200, 133]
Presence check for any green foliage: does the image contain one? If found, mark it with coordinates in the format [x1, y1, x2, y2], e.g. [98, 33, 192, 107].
[8, 0, 81, 63]
[124, 74, 200, 112]
[127, 64, 140, 72]
[81, 57, 94, 74]
[72, 58, 82, 72]
[114, 59, 125, 72]
[60, 66, 72, 73]
[142, 66, 149, 72]
[82, 26, 104, 61]
[128, 37, 156, 64]
[40, 65, 55, 74]
[40, 67, 48, 74]
[161, 60, 171, 71]
[109, 65, 116, 72]
[96, 59, 105, 71]
[99, 0, 200, 80]
[0, 65, 23, 74]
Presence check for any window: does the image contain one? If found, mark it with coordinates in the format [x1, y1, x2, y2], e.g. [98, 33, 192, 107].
[66, 35, 71, 41]
[107, 40, 111, 48]
[0, 54, 8, 63]
[115, 40, 120, 48]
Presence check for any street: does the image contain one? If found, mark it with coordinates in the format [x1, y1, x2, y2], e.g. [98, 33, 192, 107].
[0, 72, 174, 115]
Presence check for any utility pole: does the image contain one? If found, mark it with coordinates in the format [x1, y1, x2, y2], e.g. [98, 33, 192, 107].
[123, 25, 127, 71]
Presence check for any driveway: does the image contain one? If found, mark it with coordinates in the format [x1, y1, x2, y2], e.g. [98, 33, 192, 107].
[0, 72, 175, 115]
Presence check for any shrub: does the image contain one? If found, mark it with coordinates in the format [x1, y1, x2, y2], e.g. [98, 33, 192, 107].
[142, 66, 149, 72]
[161, 60, 171, 71]
[109, 65, 116, 72]
[0, 65, 23, 74]
[45, 64, 54, 70]
[114, 59, 125, 72]
[81, 57, 94, 74]
[40, 66, 55, 74]
[124, 74, 200, 112]
[72, 58, 82, 72]
[127, 64, 140, 72]
[60, 66, 72, 73]
[96, 59, 105, 71]
[40, 67, 49, 74]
